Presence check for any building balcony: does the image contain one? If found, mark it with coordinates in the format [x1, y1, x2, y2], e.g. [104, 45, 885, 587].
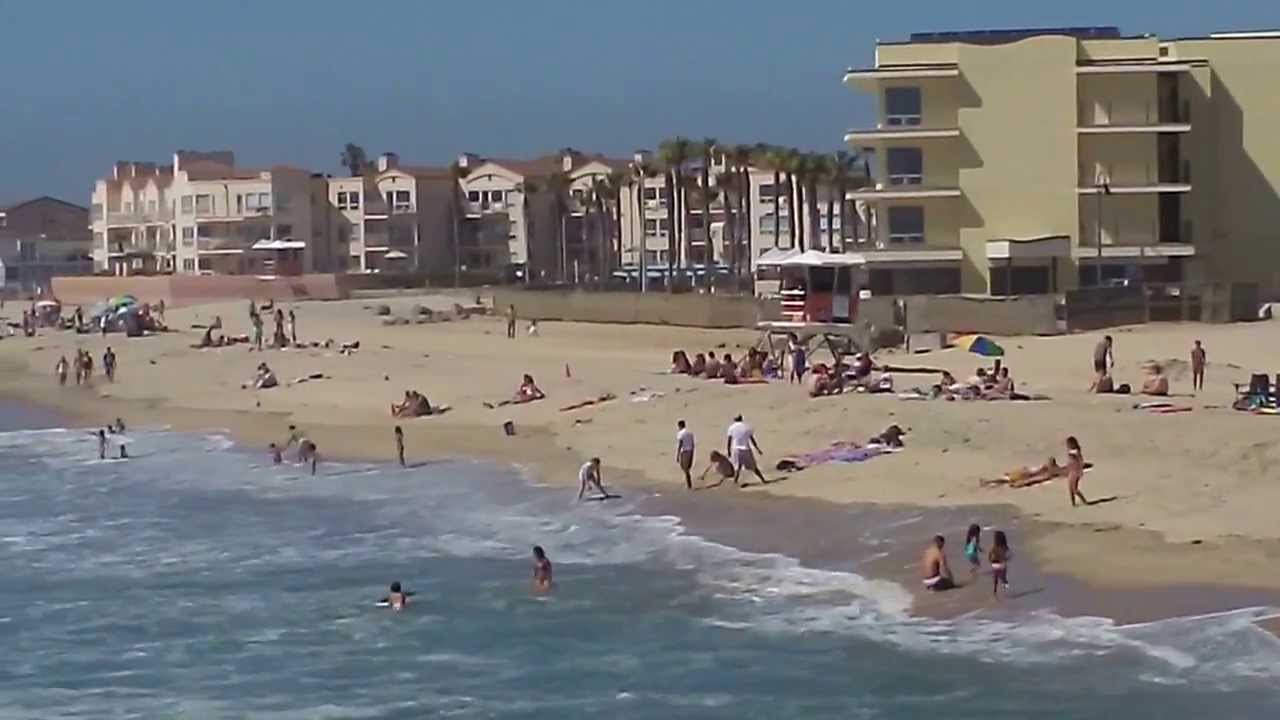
[843, 63, 960, 88]
[848, 183, 962, 201]
[1076, 182, 1191, 195]
[195, 207, 272, 221]
[1077, 122, 1191, 135]
[851, 246, 964, 267]
[1075, 61, 1197, 75]
[844, 126, 961, 143]
[1071, 244, 1196, 261]
[196, 236, 255, 254]
[105, 208, 175, 226]
[466, 202, 508, 217]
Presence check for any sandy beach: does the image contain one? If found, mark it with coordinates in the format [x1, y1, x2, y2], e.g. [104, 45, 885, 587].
[3, 294, 1280, 617]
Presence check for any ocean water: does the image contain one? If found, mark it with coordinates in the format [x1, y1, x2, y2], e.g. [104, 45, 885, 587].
[1, 420, 1279, 719]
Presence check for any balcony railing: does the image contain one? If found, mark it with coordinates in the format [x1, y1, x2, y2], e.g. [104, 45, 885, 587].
[196, 236, 255, 253]
[105, 208, 175, 225]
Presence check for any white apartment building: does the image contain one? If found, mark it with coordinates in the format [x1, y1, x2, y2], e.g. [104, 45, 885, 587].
[90, 151, 339, 276]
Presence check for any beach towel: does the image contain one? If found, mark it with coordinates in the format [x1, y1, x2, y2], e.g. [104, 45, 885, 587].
[775, 442, 890, 472]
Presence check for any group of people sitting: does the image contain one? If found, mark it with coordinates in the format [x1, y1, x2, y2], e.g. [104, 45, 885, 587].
[807, 352, 884, 397]
[1089, 362, 1168, 396]
[391, 390, 435, 418]
[934, 360, 1023, 400]
[671, 349, 775, 384]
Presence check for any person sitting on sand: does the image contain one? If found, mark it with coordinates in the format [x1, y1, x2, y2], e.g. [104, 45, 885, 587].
[985, 367, 1015, 399]
[671, 350, 692, 375]
[690, 352, 707, 377]
[704, 351, 721, 380]
[851, 352, 874, 381]
[392, 390, 434, 418]
[252, 362, 278, 390]
[1089, 369, 1115, 394]
[516, 374, 545, 402]
[921, 535, 955, 591]
[1141, 363, 1170, 396]
[808, 364, 844, 397]
[698, 449, 737, 487]
[721, 353, 739, 384]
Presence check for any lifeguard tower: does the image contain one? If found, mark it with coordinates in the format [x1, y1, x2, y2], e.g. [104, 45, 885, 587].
[755, 249, 869, 364]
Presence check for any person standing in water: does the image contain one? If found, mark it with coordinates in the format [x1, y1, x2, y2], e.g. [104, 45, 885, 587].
[963, 524, 983, 578]
[576, 457, 609, 500]
[55, 355, 68, 386]
[1190, 340, 1207, 393]
[920, 535, 955, 591]
[301, 440, 319, 476]
[506, 304, 517, 339]
[989, 530, 1011, 598]
[268, 443, 283, 465]
[96, 429, 107, 460]
[675, 420, 695, 490]
[394, 425, 406, 467]
[1066, 436, 1088, 507]
[532, 545, 553, 592]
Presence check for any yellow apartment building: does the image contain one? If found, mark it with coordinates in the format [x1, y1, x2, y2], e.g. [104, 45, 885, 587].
[844, 27, 1280, 296]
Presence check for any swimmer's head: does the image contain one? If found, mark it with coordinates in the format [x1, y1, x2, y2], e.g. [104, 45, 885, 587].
[533, 545, 546, 560]
[390, 581, 402, 593]
[933, 534, 945, 548]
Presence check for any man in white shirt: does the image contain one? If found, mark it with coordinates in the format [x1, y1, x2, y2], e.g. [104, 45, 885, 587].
[577, 457, 610, 501]
[675, 420, 696, 490]
[725, 414, 767, 487]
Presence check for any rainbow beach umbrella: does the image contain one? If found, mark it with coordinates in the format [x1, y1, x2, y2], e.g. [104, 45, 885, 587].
[953, 334, 1005, 357]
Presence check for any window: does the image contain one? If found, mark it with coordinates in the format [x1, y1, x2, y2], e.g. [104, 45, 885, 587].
[571, 189, 585, 202]
[467, 190, 481, 202]
[123, 202, 133, 213]
[181, 226, 195, 243]
[93, 231, 105, 245]
[643, 187, 658, 201]
[147, 200, 157, 213]
[180, 195, 194, 214]
[274, 191, 290, 211]
[337, 191, 361, 210]
[884, 87, 922, 126]
[245, 193, 271, 213]
[182, 258, 196, 272]
[486, 190, 505, 204]
[758, 183, 778, 202]
[195, 194, 213, 214]
[887, 206, 925, 244]
[388, 190, 411, 212]
[689, 214, 705, 230]
[645, 219, 658, 234]
[275, 224, 293, 238]
[91, 203, 104, 220]
[886, 148, 923, 185]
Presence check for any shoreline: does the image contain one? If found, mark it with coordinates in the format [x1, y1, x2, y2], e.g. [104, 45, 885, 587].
[3, 296, 1280, 632]
[5, 377, 1279, 631]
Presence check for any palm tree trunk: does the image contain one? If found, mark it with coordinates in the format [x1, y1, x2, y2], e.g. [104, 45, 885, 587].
[699, 166, 710, 286]
[826, 190, 836, 253]
[808, 181, 820, 253]
[836, 182, 848, 251]
[772, 170, 782, 248]
[451, 203, 461, 287]
[787, 173, 799, 249]
[636, 181, 648, 292]
[740, 166, 751, 283]
[664, 172, 676, 290]
[613, 192, 623, 261]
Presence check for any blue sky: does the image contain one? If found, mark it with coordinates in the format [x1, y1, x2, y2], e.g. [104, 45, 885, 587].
[1, 0, 1274, 201]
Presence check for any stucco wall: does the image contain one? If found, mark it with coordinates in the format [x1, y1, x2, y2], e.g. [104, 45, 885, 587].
[492, 289, 773, 328]
[51, 274, 351, 307]
[860, 294, 1060, 336]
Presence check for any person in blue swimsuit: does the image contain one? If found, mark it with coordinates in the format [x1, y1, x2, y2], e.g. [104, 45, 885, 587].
[963, 524, 983, 577]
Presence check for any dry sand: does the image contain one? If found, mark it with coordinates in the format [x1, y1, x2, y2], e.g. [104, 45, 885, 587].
[3, 295, 1280, 611]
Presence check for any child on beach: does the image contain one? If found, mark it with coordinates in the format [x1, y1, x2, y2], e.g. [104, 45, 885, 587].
[1066, 436, 1088, 507]
[963, 524, 983, 577]
[989, 530, 1011, 598]
[394, 426, 406, 467]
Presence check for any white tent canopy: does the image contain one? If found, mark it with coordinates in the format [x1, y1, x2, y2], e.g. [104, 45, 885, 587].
[756, 249, 867, 268]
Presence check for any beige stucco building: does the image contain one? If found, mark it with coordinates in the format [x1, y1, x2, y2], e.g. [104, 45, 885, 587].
[844, 27, 1280, 296]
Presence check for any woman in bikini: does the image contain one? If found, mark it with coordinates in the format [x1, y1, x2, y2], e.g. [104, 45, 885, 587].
[1066, 436, 1088, 507]
[989, 530, 1011, 598]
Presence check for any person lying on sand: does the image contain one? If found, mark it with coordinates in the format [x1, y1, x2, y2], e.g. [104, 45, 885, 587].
[558, 393, 616, 412]
[981, 457, 1063, 488]
[1141, 363, 1170, 396]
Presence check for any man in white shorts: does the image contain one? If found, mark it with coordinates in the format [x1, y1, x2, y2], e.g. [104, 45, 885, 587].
[725, 414, 766, 487]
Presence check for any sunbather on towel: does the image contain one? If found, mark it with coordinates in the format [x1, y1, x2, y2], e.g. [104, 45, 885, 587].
[981, 457, 1063, 488]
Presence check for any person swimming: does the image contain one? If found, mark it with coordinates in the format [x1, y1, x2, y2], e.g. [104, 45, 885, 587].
[381, 581, 412, 610]
[532, 545, 553, 592]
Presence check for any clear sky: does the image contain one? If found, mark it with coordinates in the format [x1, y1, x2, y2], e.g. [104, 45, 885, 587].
[1, 0, 1275, 201]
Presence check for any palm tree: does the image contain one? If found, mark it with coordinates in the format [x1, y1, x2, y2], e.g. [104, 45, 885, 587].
[603, 169, 627, 265]
[806, 153, 828, 252]
[733, 144, 756, 282]
[828, 151, 855, 251]
[545, 170, 571, 282]
[516, 179, 540, 283]
[658, 137, 694, 283]
[631, 159, 660, 291]
[785, 150, 804, 250]
[698, 137, 717, 283]
[589, 177, 612, 286]
[448, 162, 470, 287]
[763, 146, 787, 249]
[340, 143, 367, 176]
[715, 170, 737, 282]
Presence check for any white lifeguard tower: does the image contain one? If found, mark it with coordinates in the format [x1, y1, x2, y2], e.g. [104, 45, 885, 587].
[755, 249, 869, 364]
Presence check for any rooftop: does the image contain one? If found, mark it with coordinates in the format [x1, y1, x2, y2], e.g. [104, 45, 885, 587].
[904, 26, 1124, 45]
